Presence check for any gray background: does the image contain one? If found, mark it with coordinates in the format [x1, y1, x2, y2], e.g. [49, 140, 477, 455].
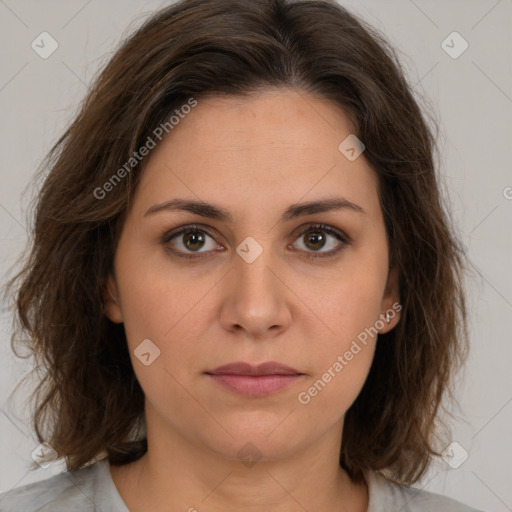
[0, 1, 511, 510]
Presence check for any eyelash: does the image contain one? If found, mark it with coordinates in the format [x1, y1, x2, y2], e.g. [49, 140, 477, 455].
[162, 223, 351, 260]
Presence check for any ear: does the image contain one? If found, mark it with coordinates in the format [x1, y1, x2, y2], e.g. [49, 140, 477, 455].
[378, 265, 401, 334]
[102, 274, 123, 324]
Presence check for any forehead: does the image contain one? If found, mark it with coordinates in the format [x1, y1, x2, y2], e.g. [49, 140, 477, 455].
[131, 89, 381, 219]
[166, 88, 357, 153]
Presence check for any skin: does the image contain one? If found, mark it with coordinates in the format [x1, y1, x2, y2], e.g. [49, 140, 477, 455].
[104, 88, 400, 512]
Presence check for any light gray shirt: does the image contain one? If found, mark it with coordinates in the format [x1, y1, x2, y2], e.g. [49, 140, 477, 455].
[0, 458, 484, 511]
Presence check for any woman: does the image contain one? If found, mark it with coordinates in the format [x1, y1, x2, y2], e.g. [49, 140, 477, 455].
[0, 0, 482, 510]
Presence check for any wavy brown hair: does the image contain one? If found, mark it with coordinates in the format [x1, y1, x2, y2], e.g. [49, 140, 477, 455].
[4, 0, 469, 486]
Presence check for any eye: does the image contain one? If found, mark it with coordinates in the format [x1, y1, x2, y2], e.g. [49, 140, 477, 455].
[162, 223, 350, 260]
[162, 224, 223, 259]
[291, 224, 350, 259]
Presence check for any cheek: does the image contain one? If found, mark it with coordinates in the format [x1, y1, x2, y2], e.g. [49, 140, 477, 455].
[116, 272, 207, 418]
[118, 276, 208, 375]
[292, 252, 386, 412]
[114, 235, 206, 342]
[297, 341, 376, 419]
[114, 244, 220, 392]
[294, 251, 387, 347]
[297, 318, 376, 423]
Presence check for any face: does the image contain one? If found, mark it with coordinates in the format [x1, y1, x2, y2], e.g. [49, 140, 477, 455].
[104, 88, 400, 463]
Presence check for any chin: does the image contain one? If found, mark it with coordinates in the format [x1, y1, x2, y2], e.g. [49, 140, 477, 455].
[196, 413, 309, 464]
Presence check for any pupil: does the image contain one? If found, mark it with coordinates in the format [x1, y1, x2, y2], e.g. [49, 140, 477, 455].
[306, 231, 325, 250]
[184, 231, 204, 251]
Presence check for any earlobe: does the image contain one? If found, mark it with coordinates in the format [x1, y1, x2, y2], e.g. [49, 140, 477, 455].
[102, 274, 123, 324]
[378, 304, 401, 334]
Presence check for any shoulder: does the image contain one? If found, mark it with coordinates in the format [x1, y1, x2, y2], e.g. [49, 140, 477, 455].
[365, 470, 485, 512]
[0, 459, 115, 512]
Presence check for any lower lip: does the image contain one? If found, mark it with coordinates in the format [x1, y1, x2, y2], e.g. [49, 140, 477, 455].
[207, 374, 303, 397]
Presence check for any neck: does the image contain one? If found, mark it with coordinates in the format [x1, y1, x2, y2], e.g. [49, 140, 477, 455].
[110, 408, 368, 512]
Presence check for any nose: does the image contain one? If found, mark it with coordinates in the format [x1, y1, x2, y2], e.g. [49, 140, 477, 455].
[219, 242, 292, 339]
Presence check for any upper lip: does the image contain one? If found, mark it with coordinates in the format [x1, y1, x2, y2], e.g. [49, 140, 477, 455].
[206, 361, 302, 376]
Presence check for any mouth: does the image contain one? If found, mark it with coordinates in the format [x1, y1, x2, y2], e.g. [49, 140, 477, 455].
[205, 361, 304, 397]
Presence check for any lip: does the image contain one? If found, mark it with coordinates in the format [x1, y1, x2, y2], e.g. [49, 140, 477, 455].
[205, 361, 304, 397]
[207, 361, 301, 376]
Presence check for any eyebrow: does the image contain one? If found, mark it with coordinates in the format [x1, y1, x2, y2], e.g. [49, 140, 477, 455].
[143, 197, 366, 223]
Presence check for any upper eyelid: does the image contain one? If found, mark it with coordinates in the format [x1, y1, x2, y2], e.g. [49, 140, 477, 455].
[163, 222, 349, 245]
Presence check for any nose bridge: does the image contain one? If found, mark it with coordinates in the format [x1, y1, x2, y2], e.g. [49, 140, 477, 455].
[234, 234, 279, 299]
[220, 234, 290, 334]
